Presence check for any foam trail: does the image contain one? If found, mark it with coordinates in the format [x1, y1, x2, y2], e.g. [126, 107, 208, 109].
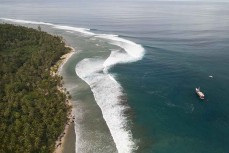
[76, 58, 137, 153]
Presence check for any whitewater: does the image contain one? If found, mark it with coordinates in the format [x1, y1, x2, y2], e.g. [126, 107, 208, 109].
[0, 18, 145, 153]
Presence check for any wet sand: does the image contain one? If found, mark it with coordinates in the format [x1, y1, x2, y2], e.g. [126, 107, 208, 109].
[62, 122, 76, 153]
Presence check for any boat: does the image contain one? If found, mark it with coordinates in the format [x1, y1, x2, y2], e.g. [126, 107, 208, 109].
[195, 87, 205, 100]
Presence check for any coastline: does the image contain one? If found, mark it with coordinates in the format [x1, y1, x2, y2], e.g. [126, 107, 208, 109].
[52, 45, 75, 153]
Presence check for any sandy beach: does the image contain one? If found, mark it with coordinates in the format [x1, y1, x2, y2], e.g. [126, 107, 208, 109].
[52, 46, 76, 153]
[54, 110, 75, 153]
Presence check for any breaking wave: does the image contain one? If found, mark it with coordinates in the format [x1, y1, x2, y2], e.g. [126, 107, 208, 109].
[75, 33, 144, 153]
[0, 18, 145, 153]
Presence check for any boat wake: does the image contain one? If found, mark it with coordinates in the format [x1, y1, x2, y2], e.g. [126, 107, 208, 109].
[0, 18, 145, 153]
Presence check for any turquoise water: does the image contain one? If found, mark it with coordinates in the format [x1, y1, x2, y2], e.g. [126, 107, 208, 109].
[1, 1, 229, 153]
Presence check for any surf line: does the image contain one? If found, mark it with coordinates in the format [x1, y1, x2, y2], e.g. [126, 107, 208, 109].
[1, 18, 145, 153]
[74, 36, 144, 153]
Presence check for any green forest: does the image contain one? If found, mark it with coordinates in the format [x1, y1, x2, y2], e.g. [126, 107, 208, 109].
[0, 24, 70, 153]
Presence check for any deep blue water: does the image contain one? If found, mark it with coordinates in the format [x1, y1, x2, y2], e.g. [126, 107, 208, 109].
[1, 0, 229, 152]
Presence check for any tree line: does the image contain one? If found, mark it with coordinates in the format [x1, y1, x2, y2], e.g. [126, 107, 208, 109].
[0, 24, 70, 153]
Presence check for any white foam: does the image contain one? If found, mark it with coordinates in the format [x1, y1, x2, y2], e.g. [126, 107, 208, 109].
[72, 29, 145, 153]
[103, 50, 133, 69]
[0, 18, 53, 26]
[53, 25, 94, 36]
[76, 58, 137, 153]
[96, 34, 145, 60]
[74, 32, 145, 152]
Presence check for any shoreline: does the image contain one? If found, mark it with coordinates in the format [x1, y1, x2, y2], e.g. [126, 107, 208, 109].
[52, 45, 75, 153]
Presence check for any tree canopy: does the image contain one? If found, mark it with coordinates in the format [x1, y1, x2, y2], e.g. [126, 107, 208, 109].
[0, 24, 70, 153]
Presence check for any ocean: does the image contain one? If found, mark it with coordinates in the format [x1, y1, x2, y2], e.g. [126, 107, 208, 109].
[1, 0, 229, 153]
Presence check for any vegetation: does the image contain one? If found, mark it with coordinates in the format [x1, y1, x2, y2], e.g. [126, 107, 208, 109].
[0, 24, 70, 153]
